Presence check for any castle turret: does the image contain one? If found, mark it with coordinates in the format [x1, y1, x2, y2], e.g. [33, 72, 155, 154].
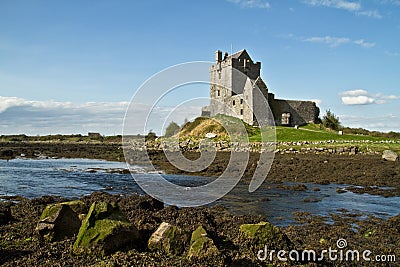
[215, 50, 222, 63]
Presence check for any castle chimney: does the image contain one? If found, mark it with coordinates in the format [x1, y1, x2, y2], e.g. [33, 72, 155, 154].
[215, 50, 222, 63]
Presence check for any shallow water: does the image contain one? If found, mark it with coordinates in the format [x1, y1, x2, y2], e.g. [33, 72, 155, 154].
[1, 158, 399, 226]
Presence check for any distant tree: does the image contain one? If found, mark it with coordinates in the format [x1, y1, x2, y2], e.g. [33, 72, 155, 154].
[145, 130, 157, 141]
[322, 110, 341, 131]
[164, 121, 180, 137]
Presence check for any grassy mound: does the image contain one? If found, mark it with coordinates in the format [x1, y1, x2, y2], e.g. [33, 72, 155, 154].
[178, 115, 259, 140]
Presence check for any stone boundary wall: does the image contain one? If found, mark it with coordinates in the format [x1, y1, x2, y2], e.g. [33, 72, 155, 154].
[123, 139, 399, 156]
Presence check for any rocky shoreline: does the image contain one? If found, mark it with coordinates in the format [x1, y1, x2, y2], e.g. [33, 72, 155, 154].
[1, 192, 399, 266]
[1, 142, 399, 265]
[1, 141, 399, 197]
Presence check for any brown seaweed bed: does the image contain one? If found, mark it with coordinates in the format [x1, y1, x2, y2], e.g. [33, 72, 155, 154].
[1, 192, 399, 266]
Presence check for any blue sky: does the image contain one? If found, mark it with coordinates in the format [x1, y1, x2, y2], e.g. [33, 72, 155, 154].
[0, 0, 399, 135]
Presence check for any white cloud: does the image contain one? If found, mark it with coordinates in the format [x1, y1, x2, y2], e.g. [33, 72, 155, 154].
[340, 89, 400, 105]
[340, 89, 376, 105]
[385, 51, 400, 57]
[340, 89, 369, 96]
[227, 0, 271, 9]
[356, 10, 382, 19]
[353, 39, 376, 48]
[381, 94, 400, 100]
[0, 96, 76, 113]
[304, 36, 350, 47]
[340, 114, 400, 132]
[302, 36, 375, 48]
[0, 96, 130, 113]
[303, 0, 361, 11]
[303, 0, 382, 18]
[341, 95, 376, 105]
[0, 96, 202, 135]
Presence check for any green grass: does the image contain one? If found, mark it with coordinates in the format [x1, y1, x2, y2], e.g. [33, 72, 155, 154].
[247, 124, 397, 143]
[231, 121, 399, 153]
[276, 125, 394, 142]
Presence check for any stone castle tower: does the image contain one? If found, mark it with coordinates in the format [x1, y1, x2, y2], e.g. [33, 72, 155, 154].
[202, 49, 319, 126]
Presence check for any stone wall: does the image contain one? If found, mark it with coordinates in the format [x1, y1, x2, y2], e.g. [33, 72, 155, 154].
[126, 139, 394, 156]
[268, 94, 319, 126]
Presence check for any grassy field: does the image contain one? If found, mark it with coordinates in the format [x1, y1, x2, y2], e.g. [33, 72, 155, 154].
[253, 124, 399, 153]
[275, 124, 395, 142]
[178, 115, 400, 153]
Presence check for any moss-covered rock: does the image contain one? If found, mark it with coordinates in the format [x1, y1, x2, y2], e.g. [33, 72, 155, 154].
[363, 229, 376, 238]
[148, 222, 188, 255]
[36, 201, 83, 242]
[239, 221, 293, 250]
[73, 201, 141, 255]
[187, 225, 219, 260]
[39, 200, 86, 221]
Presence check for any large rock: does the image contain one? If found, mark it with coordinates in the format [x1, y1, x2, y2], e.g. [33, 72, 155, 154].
[36, 201, 85, 242]
[205, 132, 217, 139]
[73, 202, 141, 255]
[382, 150, 399, 162]
[239, 221, 293, 250]
[148, 222, 188, 255]
[187, 225, 219, 259]
[0, 202, 12, 225]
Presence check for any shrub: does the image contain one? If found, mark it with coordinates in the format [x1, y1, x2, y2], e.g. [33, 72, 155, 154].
[322, 110, 341, 131]
[164, 121, 180, 137]
[145, 130, 157, 141]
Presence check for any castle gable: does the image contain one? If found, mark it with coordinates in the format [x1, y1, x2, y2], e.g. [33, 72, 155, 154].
[228, 49, 251, 61]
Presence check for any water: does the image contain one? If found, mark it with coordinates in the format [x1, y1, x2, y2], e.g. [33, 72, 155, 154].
[1, 158, 399, 226]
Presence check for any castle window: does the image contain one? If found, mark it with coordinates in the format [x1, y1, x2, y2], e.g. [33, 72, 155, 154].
[217, 90, 220, 96]
[240, 99, 243, 104]
[281, 112, 291, 125]
[240, 109, 243, 115]
[233, 100, 235, 106]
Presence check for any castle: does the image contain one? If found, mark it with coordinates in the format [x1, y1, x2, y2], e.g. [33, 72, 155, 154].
[201, 49, 320, 126]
